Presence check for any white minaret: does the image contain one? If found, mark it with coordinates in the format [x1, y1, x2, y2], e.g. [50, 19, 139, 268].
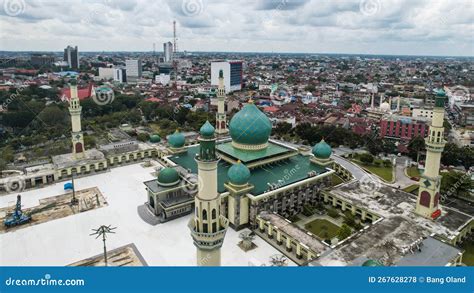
[371, 93, 375, 109]
[415, 90, 446, 219]
[397, 96, 401, 112]
[189, 121, 228, 266]
[379, 94, 383, 109]
[68, 79, 85, 159]
[215, 70, 228, 135]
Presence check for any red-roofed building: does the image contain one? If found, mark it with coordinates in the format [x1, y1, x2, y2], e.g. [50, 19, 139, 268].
[263, 106, 279, 113]
[145, 97, 162, 103]
[60, 83, 93, 101]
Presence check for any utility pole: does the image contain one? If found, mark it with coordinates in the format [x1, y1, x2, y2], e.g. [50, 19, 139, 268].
[90, 225, 116, 266]
[70, 171, 78, 206]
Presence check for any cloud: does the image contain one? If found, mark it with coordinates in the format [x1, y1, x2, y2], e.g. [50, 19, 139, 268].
[0, 0, 472, 56]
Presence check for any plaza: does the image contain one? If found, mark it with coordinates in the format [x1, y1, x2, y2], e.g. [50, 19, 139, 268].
[0, 163, 294, 266]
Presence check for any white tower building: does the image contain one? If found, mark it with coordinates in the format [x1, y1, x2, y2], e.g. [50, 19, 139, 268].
[215, 70, 228, 135]
[68, 79, 85, 160]
[189, 121, 228, 266]
[415, 90, 447, 219]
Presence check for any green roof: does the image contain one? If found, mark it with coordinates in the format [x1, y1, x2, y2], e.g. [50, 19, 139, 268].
[362, 259, 383, 267]
[169, 145, 330, 195]
[149, 134, 161, 143]
[216, 141, 291, 163]
[157, 168, 180, 186]
[229, 103, 272, 146]
[228, 162, 251, 185]
[168, 130, 185, 148]
[200, 121, 215, 137]
[312, 139, 332, 159]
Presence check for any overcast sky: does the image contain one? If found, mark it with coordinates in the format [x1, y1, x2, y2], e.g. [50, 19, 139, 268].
[0, 0, 473, 56]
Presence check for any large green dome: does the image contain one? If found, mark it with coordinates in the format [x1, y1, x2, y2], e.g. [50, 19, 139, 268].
[227, 161, 251, 186]
[229, 102, 272, 149]
[157, 168, 180, 186]
[200, 121, 215, 137]
[362, 259, 383, 267]
[168, 130, 185, 148]
[312, 139, 332, 159]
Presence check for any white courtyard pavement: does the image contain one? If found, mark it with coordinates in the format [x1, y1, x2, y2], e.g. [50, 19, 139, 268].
[0, 162, 295, 266]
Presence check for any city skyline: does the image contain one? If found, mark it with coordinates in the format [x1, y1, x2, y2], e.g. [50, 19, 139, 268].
[0, 0, 473, 57]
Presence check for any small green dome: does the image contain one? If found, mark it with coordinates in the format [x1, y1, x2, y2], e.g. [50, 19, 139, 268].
[229, 102, 272, 147]
[157, 168, 180, 186]
[149, 134, 161, 143]
[200, 121, 215, 137]
[312, 139, 332, 159]
[362, 259, 383, 267]
[168, 130, 185, 148]
[227, 161, 251, 186]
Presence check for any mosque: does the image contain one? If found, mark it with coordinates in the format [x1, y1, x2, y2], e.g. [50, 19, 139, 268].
[145, 75, 474, 266]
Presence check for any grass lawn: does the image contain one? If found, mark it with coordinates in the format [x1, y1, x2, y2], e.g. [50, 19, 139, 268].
[406, 166, 421, 178]
[350, 154, 394, 182]
[460, 240, 474, 266]
[403, 184, 419, 194]
[351, 159, 393, 182]
[304, 219, 340, 240]
[331, 174, 344, 186]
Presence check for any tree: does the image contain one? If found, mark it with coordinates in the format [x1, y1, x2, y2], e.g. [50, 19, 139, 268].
[273, 122, 293, 136]
[366, 138, 384, 156]
[359, 153, 374, 164]
[441, 171, 473, 198]
[337, 224, 352, 240]
[408, 136, 425, 162]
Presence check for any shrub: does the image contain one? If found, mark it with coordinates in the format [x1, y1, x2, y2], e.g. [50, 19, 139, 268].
[359, 153, 374, 164]
[327, 208, 339, 218]
[337, 224, 352, 240]
[383, 160, 392, 167]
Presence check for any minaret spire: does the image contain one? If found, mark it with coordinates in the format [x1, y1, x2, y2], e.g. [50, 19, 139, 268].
[415, 90, 447, 219]
[189, 121, 228, 266]
[68, 79, 85, 159]
[215, 70, 228, 135]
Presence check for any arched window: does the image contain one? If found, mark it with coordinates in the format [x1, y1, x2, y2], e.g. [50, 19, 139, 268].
[419, 191, 431, 207]
[212, 209, 217, 220]
[202, 209, 207, 220]
[75, 143, 83, 153]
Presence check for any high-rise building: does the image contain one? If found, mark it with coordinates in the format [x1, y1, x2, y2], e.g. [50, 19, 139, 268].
[68, 79, 85, 160]
[163, 42, 173, 63]
[189, 121, 228, 266]
[211, 60, 243, 93]
[63, 45, 79, 69]
[125, 59, 142, 82]
[114, 68, 126, 83]
[415, 90, 447, 219]
[215, 70, 228, 135]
